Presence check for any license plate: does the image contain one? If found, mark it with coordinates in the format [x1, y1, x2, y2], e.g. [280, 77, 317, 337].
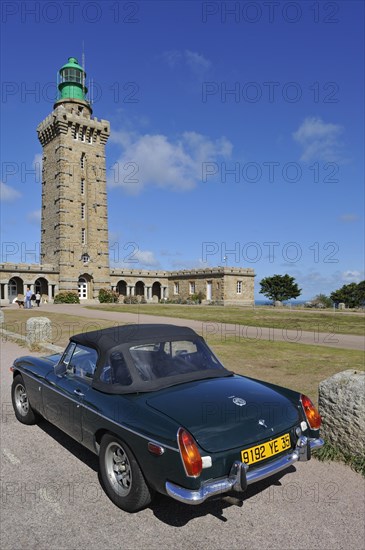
[241, 433, 291, 465]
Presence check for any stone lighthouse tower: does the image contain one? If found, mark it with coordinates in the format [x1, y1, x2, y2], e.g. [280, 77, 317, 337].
[37, 57, 111, 299]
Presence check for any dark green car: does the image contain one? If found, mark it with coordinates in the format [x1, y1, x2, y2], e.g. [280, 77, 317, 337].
[11, 324, 324, 512]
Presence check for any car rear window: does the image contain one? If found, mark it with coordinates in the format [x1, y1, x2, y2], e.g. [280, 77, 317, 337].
[128, 338, 225, 382]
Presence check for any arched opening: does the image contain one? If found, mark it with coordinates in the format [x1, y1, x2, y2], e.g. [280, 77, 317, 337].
[152, 281, 161, 301]
[135, 281, 145, 297]
[78, 274, 93, 300]
[35, 277, 48, 297]
[117, 280, 127, 297]
[9, 277, 24, 302]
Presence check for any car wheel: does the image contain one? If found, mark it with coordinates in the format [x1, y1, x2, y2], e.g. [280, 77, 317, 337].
[99, 434, 152, 512]
[11, 374, 38, 425]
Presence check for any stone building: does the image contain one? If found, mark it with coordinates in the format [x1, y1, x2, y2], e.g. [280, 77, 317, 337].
[0, 57, 255, 306]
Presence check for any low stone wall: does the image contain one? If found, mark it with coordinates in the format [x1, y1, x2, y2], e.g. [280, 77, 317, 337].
[319, 370, 365, 457]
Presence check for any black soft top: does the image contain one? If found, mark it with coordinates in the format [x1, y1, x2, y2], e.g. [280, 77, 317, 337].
[71, 324, 198, 352]
[70, 324, 232, 394]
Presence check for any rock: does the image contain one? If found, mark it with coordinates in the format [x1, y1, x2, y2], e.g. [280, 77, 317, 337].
[26, 317, 52, 348]
[319, 370, 365, 457]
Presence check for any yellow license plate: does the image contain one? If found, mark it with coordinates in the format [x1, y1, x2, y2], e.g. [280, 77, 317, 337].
[241, 433, 291, 465]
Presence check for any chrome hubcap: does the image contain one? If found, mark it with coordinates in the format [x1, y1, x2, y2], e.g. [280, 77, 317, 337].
[105, 442, 132, 496]
[14, 384, 29, 416]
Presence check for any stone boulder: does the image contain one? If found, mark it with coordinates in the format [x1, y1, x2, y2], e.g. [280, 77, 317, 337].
[26, 317, 52, 348]
[319, 370, 365, 457]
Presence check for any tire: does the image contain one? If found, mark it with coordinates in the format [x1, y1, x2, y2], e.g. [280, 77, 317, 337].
[11, 374, 38, 425]
[99, 434, 152, 512]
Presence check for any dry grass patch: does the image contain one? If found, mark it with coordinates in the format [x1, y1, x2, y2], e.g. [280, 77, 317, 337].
[207, 336, 365, 404]
[2, 309, 122, 348]
[87, 304, 365, 336]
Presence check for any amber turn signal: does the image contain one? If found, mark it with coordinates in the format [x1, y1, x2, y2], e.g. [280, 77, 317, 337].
[300, 394, 321, 430]
[178, 428, 202, 478]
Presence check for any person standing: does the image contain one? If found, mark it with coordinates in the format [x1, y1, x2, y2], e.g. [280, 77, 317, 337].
[25, 287, 33, 309]
[35, 292, 41, 307]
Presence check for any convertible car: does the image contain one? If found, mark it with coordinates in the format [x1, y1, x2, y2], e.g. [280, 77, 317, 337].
[11, 324, 324, 512]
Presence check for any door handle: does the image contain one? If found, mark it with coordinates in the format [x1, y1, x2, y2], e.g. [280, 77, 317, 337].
[74, 389, 84, 397]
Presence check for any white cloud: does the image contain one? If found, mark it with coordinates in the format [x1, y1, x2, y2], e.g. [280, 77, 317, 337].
[109, 130, 232, 194]
[162, 49, 212, 75]
[185, 50, 212, 73]
[111, 246, 160, 269]
[133, 249, 160, 267]
[339, 213, 359, 223]
[342, 270, 363, 283]
[162, 50, 182, 68]
[0, 181, 22, 202]
[293, 117, 344, 162]
[170, 258, 209, 270]
[27, 209, 41, 224]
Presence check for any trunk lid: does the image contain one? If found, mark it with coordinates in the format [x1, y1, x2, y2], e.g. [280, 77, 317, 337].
[146, 375, 299, 452]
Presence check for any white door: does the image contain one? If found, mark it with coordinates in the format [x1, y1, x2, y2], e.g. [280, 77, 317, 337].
[206, 281, 212, 301]
[78, 278, 87, 299]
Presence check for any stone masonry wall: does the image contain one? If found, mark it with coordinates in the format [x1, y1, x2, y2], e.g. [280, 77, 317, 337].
[319, 370, 365, 457]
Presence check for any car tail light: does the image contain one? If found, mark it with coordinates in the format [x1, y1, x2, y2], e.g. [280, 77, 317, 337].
[178, 428, 202, 478]
[300, 394, 321, 430]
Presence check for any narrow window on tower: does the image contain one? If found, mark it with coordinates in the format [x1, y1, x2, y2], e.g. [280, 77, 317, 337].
[81, 203, 85, 220]
[189, 282, 195, 295]
[88, 130, 93, 144]
[81, 126, 86, 142]
[81, 179, 85, 194]
[81, 228, 86, 245]
[80, 153, 85, 169]
[73, 123, 80, 140]
[174, 282, 179, 295]
[236, 281, 242, 294]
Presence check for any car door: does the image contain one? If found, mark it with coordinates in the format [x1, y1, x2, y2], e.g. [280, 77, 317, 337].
[42, 343, 98, 442]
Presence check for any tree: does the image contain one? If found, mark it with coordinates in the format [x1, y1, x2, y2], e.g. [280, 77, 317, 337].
[259, 274, 301, 303]
[356, 281, 365, 306]
[330, 281, 365, 308]
[311, 294, 333, 308]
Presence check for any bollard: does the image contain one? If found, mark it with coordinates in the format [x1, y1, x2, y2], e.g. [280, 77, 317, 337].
[26, 317, 52, 348]
[319, 370, 365, 457]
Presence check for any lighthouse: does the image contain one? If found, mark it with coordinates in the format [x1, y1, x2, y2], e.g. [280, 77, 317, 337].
[37, 57, 111, 299]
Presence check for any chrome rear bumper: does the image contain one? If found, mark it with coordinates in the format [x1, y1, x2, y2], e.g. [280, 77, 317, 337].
[166, 436, 324, 505]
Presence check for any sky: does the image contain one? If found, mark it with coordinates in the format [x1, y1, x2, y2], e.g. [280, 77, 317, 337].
[0, 0, 364, 300]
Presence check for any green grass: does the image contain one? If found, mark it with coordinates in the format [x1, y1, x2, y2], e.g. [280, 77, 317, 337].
[313, 442, 365, 477]
[3, 308, 364, 403]
[86, 303, 365, 336]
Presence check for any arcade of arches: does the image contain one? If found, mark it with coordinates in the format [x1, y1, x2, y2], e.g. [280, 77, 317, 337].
[1, 266, 255, 306]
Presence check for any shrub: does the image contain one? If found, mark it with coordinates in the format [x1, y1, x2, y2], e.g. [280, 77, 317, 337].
[123, 295, 139, 304]
[99, 288, 119, 303]
[54, 291, 80, 304]
[191, 292, 205, 304]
